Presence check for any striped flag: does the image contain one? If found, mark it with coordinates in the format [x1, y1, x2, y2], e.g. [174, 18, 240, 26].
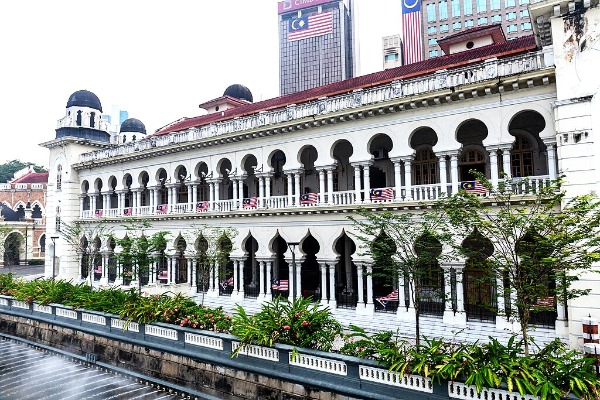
[402, 0, 424, 65]
[123, 207, 132, 216]
[288, 11, 333, 41]
[196, 201, 209, 212]
[243, 197, 258, 209]
[94, 209, 103, 218]
[156, 204, 168, 214]
[300, 192, 319, 205]
[461, 181, 488, 195]
[370, 187, 394, 201]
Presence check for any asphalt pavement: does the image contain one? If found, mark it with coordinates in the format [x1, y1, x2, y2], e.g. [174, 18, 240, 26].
[0, 264, 45, 279]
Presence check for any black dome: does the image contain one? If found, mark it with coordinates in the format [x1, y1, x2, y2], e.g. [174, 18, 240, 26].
[120, 118, 146, 134]
[223, 84, 253, 103]
[66, 90, 102, 112]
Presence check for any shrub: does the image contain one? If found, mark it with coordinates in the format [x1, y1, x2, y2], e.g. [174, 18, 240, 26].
[27, 259, 44, 265]
[231, 296, 342, 354]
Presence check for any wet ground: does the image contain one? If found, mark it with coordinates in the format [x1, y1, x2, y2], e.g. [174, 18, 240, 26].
[0, 340, 185, 400]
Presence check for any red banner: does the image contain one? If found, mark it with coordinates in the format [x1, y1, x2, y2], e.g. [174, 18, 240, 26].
[278, 0, 336, 14]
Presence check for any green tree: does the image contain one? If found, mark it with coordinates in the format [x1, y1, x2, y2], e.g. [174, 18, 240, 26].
[112, 219, 170, 294]
[60, 221, 112, 289]
[440, 174, 600, 355]
[0, 159, 47, 183]
[349, 207, 456, 346]
[182, 225, 236, 305]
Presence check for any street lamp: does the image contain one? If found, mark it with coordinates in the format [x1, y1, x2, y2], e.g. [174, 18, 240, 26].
[287, 241, 300, 301]
[50, 236, 59, 279]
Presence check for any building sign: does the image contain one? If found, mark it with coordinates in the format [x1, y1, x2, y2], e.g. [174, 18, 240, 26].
[278, 0, 337, 14]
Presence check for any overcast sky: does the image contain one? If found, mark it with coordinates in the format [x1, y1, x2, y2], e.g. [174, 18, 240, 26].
[0, 0, 402, 168]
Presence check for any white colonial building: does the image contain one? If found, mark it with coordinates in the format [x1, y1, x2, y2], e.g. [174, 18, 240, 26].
[42, 0, 600, 348]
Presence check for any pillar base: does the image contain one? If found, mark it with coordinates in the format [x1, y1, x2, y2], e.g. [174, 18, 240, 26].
[356, 303, 374, 317]
[206, 289, 220, 298]
[443, 310, 466, 327]
[496, 317, 519, 333]
[99, 277, 109, 286]
[231, 292, 244, 301]
[397, 306, 417, 322]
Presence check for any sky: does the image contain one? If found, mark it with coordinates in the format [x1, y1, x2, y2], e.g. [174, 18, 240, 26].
[0, 0, 402, 168]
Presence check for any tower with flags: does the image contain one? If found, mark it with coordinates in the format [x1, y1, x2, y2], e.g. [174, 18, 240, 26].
[277, 0, 356, 96]
[402, 0, 424, 65]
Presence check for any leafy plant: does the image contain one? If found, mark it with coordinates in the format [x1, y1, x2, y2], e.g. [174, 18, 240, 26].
[231, 296, 342, 355]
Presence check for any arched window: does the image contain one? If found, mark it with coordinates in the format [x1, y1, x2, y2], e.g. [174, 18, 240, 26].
[56, 165, 62, 190]
[90, 112, 95, 128]
[76, 110, 82, 126]
[413, 149, 438, 185]
[55, 206, 61, 232]
[511, 136, 534, 177]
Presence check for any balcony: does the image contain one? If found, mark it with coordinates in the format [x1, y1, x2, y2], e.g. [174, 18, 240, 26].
[81, 176, 551, 219]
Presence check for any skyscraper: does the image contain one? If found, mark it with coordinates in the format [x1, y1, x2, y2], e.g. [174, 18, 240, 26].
[278, 0, 355, 96]
[421, 0, 532, 59]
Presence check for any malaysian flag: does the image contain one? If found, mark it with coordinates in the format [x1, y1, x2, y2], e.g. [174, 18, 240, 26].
[123, 207, 132, 216]
[243, 197, 258, 209]
[288, 11, 333, 41]
[461, 181, 488, 195]
[272, 279, 289, 291]
[94, 209, 103, 218]
[402, 0, 424, 65]
[156, 204, 168, 214]
[196, 201, 209, 212]
[370, 187, 394, 201]
[300, 192, 318, 205]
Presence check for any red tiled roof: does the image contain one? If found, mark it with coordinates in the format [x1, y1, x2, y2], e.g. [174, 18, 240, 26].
[11, 172, 49, 184]
[154, 35, 537, 136]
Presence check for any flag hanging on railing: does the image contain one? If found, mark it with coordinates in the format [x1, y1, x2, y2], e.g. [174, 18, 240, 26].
[243, 197, 258, 209]
[94, 209, 103, 218]
[123, 207, 132, 216]
[370, 187, 394, 201]
[461, 181, 488, 195]
[300, 192, 318, 205]
[156, 204, 168, 214]
[196, 201, 209, 212]
[272, 279, 289, 291]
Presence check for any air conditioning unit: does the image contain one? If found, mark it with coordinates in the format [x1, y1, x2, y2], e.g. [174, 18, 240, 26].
[373, 149, 387, 160]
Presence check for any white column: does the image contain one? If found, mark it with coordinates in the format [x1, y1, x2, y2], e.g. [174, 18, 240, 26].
[442, 265, 454, 324]
[439, 155, 448, 196]
[91, 195, 97, 213]
[286, 172, 293, 207]
[287, 258, 294, 301]
[79, 196, 85, 217]
[265, 175, 272, 206]
[190, 258, 196, 292]
[501, 147, 512, 179]
[356, 263, 365, 307]
[266, 261, 273, 296]
[187, 184, 193, 211]
[209, 261, 216, 292]
[363, 164, 371, 204]
[238, 177, 245, 208]
[295, 260, 302, 300]
[135, 190, 141, 211]
[544, 140, 557, 179]
[403, 157, 412, 201]
[294, 171, 301, 206]
[148, 189, 155, 210]
[392, 158, 402, 201]
[232, 178, 239, 209]
[209, 181, 215, 210]
[191, 184, 198, 209]
[258, 175, 265, 208]
[319, 261, 328, 306]
[233, 259, 239, 293]
[450, 153, 459, 194]
[489, 148, 499, 189]
[328, 263, 336, 307]
[238, 258, 245, 296]
[365, 264, 373, 306]
[326, 168, 334, 205]
[318, 169, 326, 204]
[154, 188, 160, 208]
[353, 164, 362, 204]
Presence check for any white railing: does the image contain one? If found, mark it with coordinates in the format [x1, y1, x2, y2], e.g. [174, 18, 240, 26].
[331, 190, 356, 205]
[289, 353, 347, 376]
[171, 203, 188, 214]
[56, 308, 78, 319]
[184, 332, 224, 350]
[82, 313, 106, 326]
[145, 325, 178, 340]
[265, 195, 288, 209]
[137, 206, 153, 216]
[0, 298, 9, 306]
[214, 199, 234, 212]
[411, 184, 442, 201]
[448, 381, 539, 400]
[231, 342, 279, 361]
[79, 51, 550, 164]
[33, 304, 52, 314]
[511, 175, 550, 195]
[12, 300, 29, 309]
[104, 208, 120, 218]
[359, 366, 433, 393]
[111, 318, 139, 332]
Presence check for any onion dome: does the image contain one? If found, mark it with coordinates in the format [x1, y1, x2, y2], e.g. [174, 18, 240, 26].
[120, 118, 146, 134]
[223, 84, 253, 103]
[66, 90, 103, 112]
